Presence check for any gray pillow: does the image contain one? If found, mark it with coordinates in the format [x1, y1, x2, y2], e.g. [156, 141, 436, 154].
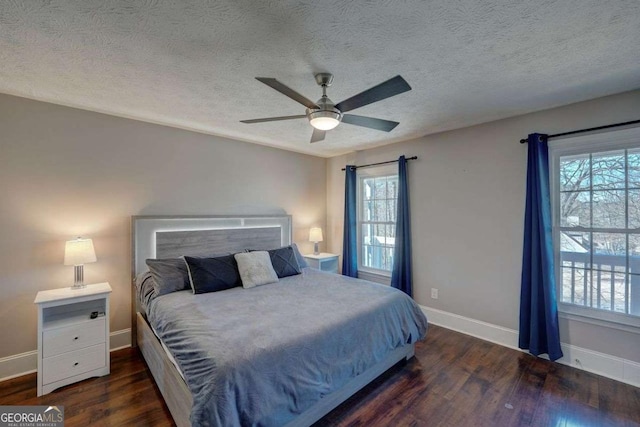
[145, 258, 190, 296]
[234, 251, 279, 288]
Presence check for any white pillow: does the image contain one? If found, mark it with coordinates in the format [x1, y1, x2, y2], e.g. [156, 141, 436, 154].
[234, 251, 279, 288]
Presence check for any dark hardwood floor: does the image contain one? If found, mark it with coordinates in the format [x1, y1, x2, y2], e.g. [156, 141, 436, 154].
[1, 325, 638, 426]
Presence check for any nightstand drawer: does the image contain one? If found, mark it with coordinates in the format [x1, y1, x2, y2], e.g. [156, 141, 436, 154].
[43, 318, 106, 358]
[42, 343, 106, 385]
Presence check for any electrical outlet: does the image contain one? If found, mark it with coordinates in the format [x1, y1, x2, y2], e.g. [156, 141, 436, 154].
[431, 288, 438, 299]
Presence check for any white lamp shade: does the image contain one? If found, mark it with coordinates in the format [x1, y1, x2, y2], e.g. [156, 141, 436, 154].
[64, 238, 97, 266]
[309, 227, 324, 243]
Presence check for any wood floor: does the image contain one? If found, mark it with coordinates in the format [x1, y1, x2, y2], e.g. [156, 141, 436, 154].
[1, 324, 638, 426]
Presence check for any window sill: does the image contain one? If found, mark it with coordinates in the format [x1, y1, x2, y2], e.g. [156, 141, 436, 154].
[357, 270, 391, 285]
[558, 303, 640, 335]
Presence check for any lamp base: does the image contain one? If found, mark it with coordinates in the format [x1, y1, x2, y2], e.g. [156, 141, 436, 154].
[313, 242, 320, 255]
[71, 265, 86, 290]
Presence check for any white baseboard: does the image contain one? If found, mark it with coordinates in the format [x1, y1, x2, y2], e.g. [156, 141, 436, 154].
[110, 328, 132, 351]
[0, 328, 132, 383]
[421, 305, 640, 389]
[0, 351, 37, 382]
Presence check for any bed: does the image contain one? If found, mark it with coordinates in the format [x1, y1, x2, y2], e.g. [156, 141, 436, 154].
[131, 215, 428, 427]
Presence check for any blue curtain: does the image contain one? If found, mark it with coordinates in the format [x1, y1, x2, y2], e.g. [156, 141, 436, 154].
[391, 156, 412, 296]
[342, 165, 358, 277]
[519, 133, 563, 361]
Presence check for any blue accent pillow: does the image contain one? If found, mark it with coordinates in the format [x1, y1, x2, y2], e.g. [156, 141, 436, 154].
[266, 246, 302, 278]
[184, 255, 241, 294]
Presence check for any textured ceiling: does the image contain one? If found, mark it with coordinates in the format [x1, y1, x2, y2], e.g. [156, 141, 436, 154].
[1, 1, 639, 157]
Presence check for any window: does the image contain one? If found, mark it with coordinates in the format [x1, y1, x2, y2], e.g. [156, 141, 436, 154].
[549, 127, 640, 328]
[357, 168, 398, 275]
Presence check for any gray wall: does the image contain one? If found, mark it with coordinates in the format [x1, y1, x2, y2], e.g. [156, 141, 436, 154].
[326, 89, 640, 363]
[0, 93, 326, 358]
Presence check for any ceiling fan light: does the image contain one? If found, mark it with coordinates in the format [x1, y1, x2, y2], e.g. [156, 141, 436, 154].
[308, 111, 341, 130]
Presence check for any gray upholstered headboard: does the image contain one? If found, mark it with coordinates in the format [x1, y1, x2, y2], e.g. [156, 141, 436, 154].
[130, 214, 292, 344]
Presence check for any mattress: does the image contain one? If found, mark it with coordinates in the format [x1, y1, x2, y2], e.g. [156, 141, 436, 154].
[146, 267, 428, 427]
[136, 272, 186, 379]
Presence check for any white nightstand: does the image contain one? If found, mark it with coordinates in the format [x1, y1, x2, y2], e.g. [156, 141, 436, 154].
[304, 253, 340, 274]
[34, 282, 112, 396]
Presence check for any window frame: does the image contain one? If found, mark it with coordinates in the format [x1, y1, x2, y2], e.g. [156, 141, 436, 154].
[356, 165, 398, 278]
[549, 126, 640, 331]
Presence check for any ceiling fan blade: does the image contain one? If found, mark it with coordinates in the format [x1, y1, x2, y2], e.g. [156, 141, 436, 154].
[255, 77, 319, 109]
[240, 115, 306, 124]
[341, 114, 399, 132]
[310, 128, 326, 143]
[335, 75, 411, 113]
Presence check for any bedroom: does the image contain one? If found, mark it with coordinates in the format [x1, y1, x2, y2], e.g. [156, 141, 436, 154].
[1, 1, 639, 426]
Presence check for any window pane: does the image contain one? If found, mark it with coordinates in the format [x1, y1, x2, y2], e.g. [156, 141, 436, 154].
[592, 150, 625, 190]
[592, 232, 626, 255]
[362, 200, 371, 221]
[592, 232, 626, 274]
[561, 267, 590, 306]
[560, 154, 590, 191]
[371, 200, 380, 221]
[593, 271, 626, 313]
[628, 149, 640, 189]
[629, 235, 640, 316]
[362, 244, 372, 267]
[374, 224, 388, 245]
[382, 244, 393, 271]
[376, 200, 387, 222]
[592, 190, 625, 228]
[361, 224, 372, 245]
[387, 199, 397, 222]
[560, 231, 590, 269]
[560, 191, 590, 227]
[374, 179, 386, 199]
[630, 234, 640, 256]
[387, 178, 398, 199]
[365, 245, 385, 270]
[386, 224, 396, 244]
[363, 178, 373, 200]
[629, 190, 640, 229]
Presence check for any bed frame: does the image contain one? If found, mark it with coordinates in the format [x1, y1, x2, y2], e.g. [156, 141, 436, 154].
[131, 214, 415, 427]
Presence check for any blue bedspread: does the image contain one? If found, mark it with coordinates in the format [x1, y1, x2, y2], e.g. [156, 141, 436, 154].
[147, 268, 428, 426]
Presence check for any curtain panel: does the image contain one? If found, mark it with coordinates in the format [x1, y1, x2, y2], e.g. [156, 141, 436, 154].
[519, 133, 563, 361]
[391, 155, 413, 296]
[342, 165, 358, 277]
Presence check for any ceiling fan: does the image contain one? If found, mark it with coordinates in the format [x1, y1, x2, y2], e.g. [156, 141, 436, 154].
[240, 73, 412, 143]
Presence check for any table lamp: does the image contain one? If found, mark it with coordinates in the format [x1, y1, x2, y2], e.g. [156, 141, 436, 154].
[309, 227, 323, 255]
[64, 237, 97, 289]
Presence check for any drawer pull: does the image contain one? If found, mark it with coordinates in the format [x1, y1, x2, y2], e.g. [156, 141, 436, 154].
[73, 362, 79, 366]
[74, 336, 79, 340]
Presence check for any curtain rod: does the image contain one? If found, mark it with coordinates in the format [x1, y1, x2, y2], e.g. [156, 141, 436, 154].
[341, 156, 417, 171]
[519, 119, 640, 144]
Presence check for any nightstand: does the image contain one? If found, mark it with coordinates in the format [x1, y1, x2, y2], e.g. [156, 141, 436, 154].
[34, 282, 112, 396]
[304, 253, 340, 274]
